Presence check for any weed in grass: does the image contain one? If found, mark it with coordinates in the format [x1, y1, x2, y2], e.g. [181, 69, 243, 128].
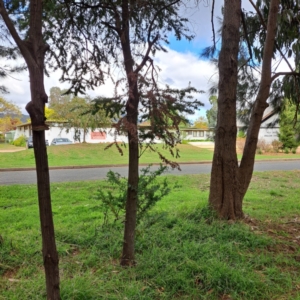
[93, 164, 174, 226]
[269, 190, 284, 197]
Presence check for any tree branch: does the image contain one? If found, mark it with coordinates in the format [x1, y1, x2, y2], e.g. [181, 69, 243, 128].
[271, 71, 300, 82]
[241, 11, 252, 61]
[147, 0, 180, 43]
[249, 0, 294, 72]
[211, 0, 216, 52]
[0, 1, 26, 56]
[135, 0, 180, 74]
[134, 34, 159, 74]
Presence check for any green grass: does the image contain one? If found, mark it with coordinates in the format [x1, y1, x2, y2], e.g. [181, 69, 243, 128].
[1, 171, 300, 299]
[250, 152, 300, 160]
[1, 142, 300, 169]
[0, 143, 214, 169]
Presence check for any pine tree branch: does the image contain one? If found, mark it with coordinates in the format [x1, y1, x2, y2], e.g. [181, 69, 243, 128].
[249, 0, 294, 72]
[134, 0, 180, 74]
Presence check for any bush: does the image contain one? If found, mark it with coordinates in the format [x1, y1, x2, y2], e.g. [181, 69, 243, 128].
[256, 149, 263, 155]
[94, 164, 174, 226]
[237, 129, 246, 138]
[271, 140, 283, 153]
[256, 139, 273, 153]
[181, 140, 189, 144]
[12, 135, 26, 147]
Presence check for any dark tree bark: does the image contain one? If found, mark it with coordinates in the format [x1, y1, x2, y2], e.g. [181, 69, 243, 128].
[119, 0, 140, 266]
[209, 0, 280, 219]
[0, 1, 60, 298]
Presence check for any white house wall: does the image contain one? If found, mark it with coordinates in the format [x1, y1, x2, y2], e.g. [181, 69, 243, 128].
[258, 127, 279, 143]
[14, 124, 162, 144]
[258, 113, 279, 143]
[182, 130, 214, 141]
[14, 125, 31, 140]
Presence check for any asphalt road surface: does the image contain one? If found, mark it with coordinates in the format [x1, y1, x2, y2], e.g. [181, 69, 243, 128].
[1, 160, 300, 185]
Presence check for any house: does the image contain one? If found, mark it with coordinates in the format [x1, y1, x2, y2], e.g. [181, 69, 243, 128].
[180, 127, 214, 141]
[4, 130, 16, 143]
[14, 121, 128, 144]
[257, 108, 280, 143]
[237, 107, 279, 143]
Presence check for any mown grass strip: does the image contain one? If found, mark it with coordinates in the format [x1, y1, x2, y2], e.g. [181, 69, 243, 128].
[1, 143, 300, 169]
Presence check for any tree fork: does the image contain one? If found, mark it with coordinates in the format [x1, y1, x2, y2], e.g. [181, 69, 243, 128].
[209, 0, 280, 220]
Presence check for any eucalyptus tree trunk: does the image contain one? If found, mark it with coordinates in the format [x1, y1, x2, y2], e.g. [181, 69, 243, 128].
[209, 0, 280, 220]
[238, 0, 280, 199]
[0, 1, 60, 298]
[208, 0, 242, 219]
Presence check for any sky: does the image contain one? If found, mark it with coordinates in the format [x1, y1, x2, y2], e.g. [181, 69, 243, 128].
[0, 1, 264, 122]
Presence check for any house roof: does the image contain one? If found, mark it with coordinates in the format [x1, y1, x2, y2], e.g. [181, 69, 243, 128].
[16, 120, 69, 128]
[237, 107, 278, 128]
[180, 127, 213, 131]
[261, 107, 277, 123]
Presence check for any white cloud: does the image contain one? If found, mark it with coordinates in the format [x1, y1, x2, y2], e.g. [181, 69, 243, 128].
[155, 48, 216, 119]
[1, 47, 217, 122]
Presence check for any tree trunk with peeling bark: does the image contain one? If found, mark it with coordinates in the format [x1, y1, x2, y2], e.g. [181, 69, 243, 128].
[209, 0, 279, 220]
[0, 1, 60, 298]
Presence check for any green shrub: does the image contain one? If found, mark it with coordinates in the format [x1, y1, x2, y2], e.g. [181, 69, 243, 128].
[94, 164, 174, 226]
[12, 135, 26, 147]
[284, 148, 290, 154]
[292, 148, 297, 154]
[237, 129, 246, 138]
[181, 140, 189, 144]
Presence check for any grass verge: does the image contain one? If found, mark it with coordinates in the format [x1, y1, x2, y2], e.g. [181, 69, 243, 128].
[1, 171, 300, 299]
[0, 143, 214, 169]
[1, 143, 300, 169]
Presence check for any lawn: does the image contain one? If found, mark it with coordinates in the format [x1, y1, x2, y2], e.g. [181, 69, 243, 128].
[1, 142, 300, 169]
[1, 171, 300, 299]
[0, 143, 214, 169]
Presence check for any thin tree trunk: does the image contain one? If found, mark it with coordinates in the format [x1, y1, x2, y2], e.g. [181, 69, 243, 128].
[32, 130, 60, 299]
[27, 65, 61, 299]
[121, 125, 139, 266]
[209, 0, 280, 220]
[208, 0, 242, 219]
[119, 0, 140, 265]
[239, 0, 280, 198]
[0, 1, 61, 298]
[26, 67, 61, 300]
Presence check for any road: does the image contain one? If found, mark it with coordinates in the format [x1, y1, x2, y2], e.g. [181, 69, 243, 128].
[1, 160, 300, 185]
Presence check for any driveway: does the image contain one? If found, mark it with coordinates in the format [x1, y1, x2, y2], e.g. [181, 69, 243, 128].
[189, 142, 214, 149]
[0, 147, 26, 152]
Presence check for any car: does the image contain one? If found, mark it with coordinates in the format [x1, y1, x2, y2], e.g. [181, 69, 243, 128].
[51, 137, 73, 146]
[26, 136, 49, 149]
